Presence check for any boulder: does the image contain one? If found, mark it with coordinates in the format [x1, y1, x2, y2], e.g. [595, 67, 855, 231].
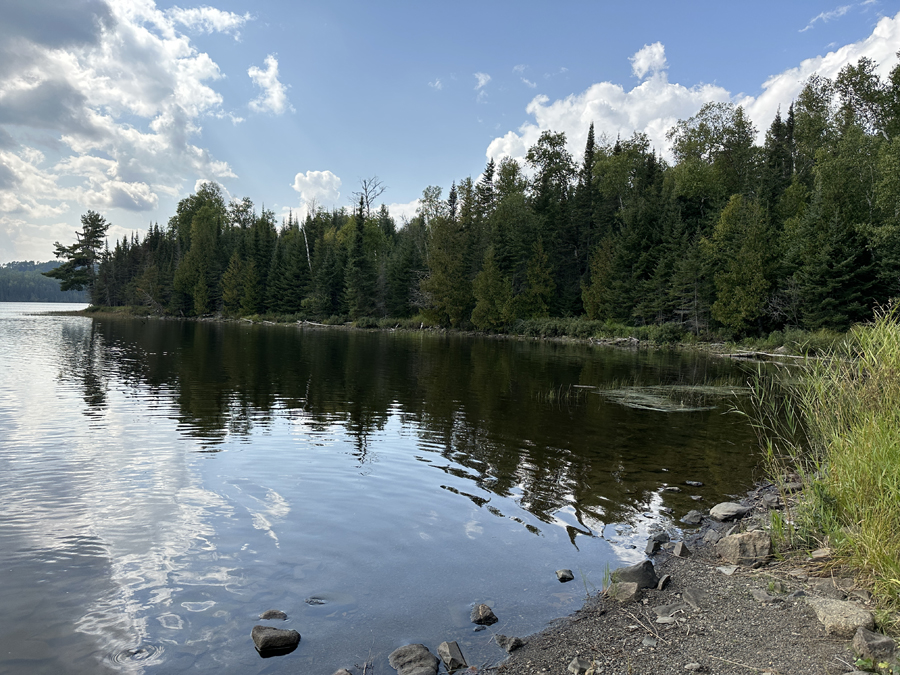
[470, 603, 498, 625]
[388, 644, 440, 675]
[681, 510, 704, 525]
[709, 502, 751, 521]
[611, 560, 659, 589]
[437, 641, 467, 671]
[556, 569, 575, 583]
[608, 581, 641, 603]
[853, 626, 896, 663]
[259, 609, 287, 620]
[251, 625, 300, 654]
[716, 530, 772, 567]
[806, 596, 875, 638]
[495, 634, 526, 653]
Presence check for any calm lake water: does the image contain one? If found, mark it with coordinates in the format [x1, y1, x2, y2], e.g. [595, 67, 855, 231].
[0, 302, 761, 674]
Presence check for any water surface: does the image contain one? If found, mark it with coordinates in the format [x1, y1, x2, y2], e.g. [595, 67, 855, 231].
[0, 303, 761, 674]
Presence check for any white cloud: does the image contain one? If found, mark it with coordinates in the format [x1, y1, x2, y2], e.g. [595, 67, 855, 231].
[248, 54, 293, 115]
[474, 72, 491, 90]
[522, 78, 537, 88]
[801, 4, 853, 32]
[630, 42, 667, 79]
[487, 13, 900, 166]
[291, 170, 341, 205]
[513, 64, 527, 74]
[386, 199, 420, 224]
[166, 6, 252, 39]
[0, 0, 243, 261]
[429, 79, 443, 90]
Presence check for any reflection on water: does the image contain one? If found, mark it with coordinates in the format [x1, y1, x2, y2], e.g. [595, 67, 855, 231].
[0, 304, 761, 674]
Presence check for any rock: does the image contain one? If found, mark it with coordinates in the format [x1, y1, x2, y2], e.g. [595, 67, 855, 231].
[684, 663, 702, 671]
[656, 616, 677, 624]
[611, 560, 659, 589]
[259, 609, 287, 620]
[642, 636, 657, 647]
[690, 495, 704, 501]
[807, 577, 845, 600]
[663, 485, 682, 492]
[681, 510, 703, 525]
[388, 644, 440, 675]
[805, 596, 875, 638]
[716, 530, 772, 567]
[568, 656, 593, 674]
[750, 588, 781, 603]
[495, 634, 526, 653]
[673, 541, 691, 558]
[702, 529, 722, 544]
[810, 547, 832, 561]
[762, 493, 781, 509]
[783, 481, 803, 492]
[470, 603, 498, 625]
[250, 625, 301, 654]
[685, 481, 704, 487]
[716, 565, 738, 576]
[683, 588, 709, 610]
[657, 574, 672, 590]
[709, 502, 751, 521]
[332, 671, 354, 675]
[654, 602, 690, 618]
[608, 581, 642, 603]
[556, 569, 575, 583]
[853, 627, 896, 663]
[645, 531, 670, 555]
[851, 589, 873, 603]
[437, 641, 467, 671]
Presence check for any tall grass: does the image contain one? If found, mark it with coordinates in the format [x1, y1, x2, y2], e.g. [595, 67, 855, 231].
[752, 308, 900, 609]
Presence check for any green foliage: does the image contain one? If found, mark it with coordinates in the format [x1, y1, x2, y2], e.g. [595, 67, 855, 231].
[43, 210, 110, 296]
[0, 262, 88, 302]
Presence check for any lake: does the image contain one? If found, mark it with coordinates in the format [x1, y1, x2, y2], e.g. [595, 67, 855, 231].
[0, 302, 761, 674]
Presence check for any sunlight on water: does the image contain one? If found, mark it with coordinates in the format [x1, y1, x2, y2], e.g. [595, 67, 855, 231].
[0, 304, 761, 674]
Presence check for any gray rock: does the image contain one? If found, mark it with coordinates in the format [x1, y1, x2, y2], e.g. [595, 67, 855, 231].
[470, 603, 498, 625]
[568, 656, 593, 674]
[683, 588, 709, 610]
[332, 671, 354, 675]
[805, 596, 875, 638]
[685, 481, 704, 487]
[657, 574, 672, 590]
[495, 634, 526, 653]
[681, 510, 703, 525]
[762, 493, 781, 509]
[608, 581, 642, 603]
[611, 560, 659, 589]
[437, 641, 467, 671]
[654, 602, 690, 618]
[690, 495, 704, 501]
[807, 577, 845, 600]
[673, 541, 691, 558]
[663, 485, 682, 492]
[642, 636, 657, 647]
[716, 530, 772, 567]
[702, 529, 722, 544]
[709, 502, 751, 521]
[716, 565, 738, 576]
[556, 569, 575, 583]
[853, 626, 896, 662]
[750, 588, 781, 603]
[251, 625, 301, 653]
[259, 609, 287, 620]
[783, 481, 803, 492]
[645, 531, 670, 555]
[684, 664, 702, 672]
[388, 644, 440, 675]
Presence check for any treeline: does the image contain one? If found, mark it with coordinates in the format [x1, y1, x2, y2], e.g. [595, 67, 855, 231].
[0, 261, 88, 302]
[78, 56, 900, 337]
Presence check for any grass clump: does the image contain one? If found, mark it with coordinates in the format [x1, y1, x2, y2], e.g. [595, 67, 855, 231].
[751, 308, 900, 611]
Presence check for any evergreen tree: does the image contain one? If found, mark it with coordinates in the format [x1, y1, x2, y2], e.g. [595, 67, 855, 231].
[44, 210, 110, 298]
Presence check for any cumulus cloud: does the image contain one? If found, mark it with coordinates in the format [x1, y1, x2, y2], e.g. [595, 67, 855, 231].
[0, 0, 245, 261]
[630, 42, 667, 79]
[166, 5, 252, 39]
[248, 54, 293, 115]
[291, 170, 341, 205]
[486, 13, 900, 167]
[386, 199, 421, 224]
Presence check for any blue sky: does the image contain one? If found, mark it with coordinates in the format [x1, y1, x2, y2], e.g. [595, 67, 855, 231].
[1, 0, 899, 263]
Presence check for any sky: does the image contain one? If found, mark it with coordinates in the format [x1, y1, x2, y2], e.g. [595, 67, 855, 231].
[2, 0, 900, 264]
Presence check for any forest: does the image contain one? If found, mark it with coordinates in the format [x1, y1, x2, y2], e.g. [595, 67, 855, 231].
[48, 56, 900, 338]
[0, 261, 88, 302]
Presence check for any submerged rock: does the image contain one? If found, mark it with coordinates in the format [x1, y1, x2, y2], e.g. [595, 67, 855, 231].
[259, 609, 287, 620]
[251, 625, 300, 655]
[470, 603, 498, 625]
[556, 569, 575, 583]
[388, 644, 440, 675]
